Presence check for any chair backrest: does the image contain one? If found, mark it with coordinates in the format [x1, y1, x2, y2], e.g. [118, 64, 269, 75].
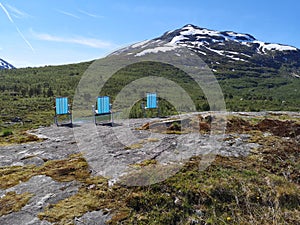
[146, 93, 157, 109]
[97, 96, 110, 114]
[55, 97, 69, 115]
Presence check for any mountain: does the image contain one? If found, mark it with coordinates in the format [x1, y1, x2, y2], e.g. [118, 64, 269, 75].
[0, 58, 15, 69]
[108, 24, 300, 112]
[124, 24, 300, 79]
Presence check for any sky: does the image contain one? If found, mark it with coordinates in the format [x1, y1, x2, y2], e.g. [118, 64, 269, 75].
[0, 0, 299, 68]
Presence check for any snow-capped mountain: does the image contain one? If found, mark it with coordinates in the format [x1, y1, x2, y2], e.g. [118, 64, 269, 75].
[161, 24, 297, 55]
[0, 58, 15, 69]
[119, 24, 300, 78]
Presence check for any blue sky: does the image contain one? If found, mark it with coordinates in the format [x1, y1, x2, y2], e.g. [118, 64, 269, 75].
[0, 0, 299, 68]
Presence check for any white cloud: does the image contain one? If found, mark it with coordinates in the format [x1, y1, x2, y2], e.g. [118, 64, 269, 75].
[56, 9, 80, 19]
[0, 3, 14, 23]
[16, 27, 35, 52]
[78, 9, 103, 18]
[5, 4, 30, 18]
[32, 30, 116, 49]
[0, 3, 34, 52]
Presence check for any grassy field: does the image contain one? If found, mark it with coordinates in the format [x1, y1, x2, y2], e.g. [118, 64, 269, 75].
[0, 60, 299, 145]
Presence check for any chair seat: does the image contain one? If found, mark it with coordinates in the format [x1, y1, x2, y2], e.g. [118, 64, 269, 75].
[94, 110, 111, 116]
[94, 96, 113, 125]
[54, 97, 72, 126]
[57, 111, 71, 115]
[146, 93, 157, 109]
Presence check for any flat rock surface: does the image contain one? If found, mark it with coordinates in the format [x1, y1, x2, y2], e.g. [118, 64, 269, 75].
[0, 175, 79, 225]
[1, 111, 298, 224]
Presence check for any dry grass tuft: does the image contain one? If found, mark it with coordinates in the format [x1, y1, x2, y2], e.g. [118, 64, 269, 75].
[0, 154, 89, 189]
[0, 191, 33, 216]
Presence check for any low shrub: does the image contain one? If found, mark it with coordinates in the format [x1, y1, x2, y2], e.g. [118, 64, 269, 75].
[1, 129, 13, 137]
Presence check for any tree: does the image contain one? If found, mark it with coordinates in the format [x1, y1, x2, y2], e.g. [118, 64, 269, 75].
[202, 103, 210, 111]
[29, 88, 34, 97]
[47, 87, 54, 97]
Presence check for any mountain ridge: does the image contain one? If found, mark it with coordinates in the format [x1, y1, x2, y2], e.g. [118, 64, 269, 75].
[162, 24, 298, 52]
[0, 58, 15, 69]
[123, 24, 300, 79]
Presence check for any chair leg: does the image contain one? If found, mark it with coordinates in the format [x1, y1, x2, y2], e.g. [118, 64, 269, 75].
[69, 114, 73, 126]
[54, 115, 58, 126]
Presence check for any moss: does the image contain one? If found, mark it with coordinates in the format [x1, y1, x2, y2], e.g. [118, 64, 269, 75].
[38, 189, 101, 224]
[0, 153, 89, 189]
[108, 209, 130, 225]
[163, 130, 187, 135]
[0, 130, 41, 146]
[38, 153, 90, 182]
[1, 129, 13, 137]
[124, 143, 143, 150]
[0, 191, 33, 216]
[124, 138, 159, 150]
[146, 138, 160, 142]
[131, 159, 157, 167]
[0, 165, 38, 189]
[38, 176, 131, 225]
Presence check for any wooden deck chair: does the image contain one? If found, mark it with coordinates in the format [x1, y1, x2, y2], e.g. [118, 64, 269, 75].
[54, 97, 72, 126]
[93, 96, 113, 125]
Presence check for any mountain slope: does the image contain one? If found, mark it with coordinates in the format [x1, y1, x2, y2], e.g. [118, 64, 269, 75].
[0, 58, 15, 69]
[108, 24, 300, 112]
[125, 24, 300, 79]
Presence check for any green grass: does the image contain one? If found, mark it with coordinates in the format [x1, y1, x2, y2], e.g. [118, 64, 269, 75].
[0, 129, 13, 137]
[1, 60, 299, 145]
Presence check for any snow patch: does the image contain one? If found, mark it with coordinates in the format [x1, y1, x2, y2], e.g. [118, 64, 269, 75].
[0, 59, 15, 69]
[254, 41, 297, 52]
[241, 42, 253, 47]
[263, 43, 297, 51]
[225, 31, 255, 42]
[292, 73, 300, 78]
[135, 45, 179, 57]
[197, 50, 207, 55]
[225, 51, 240, 55]
[131, 40, 150, 48]
[226, 32, 248, 38]
[240, 53, 252, 58]
[181, 26, 220, 37]
[203, 46, 224, 56]
[170, 35, 188, 44]
[226, 55, 248, 62]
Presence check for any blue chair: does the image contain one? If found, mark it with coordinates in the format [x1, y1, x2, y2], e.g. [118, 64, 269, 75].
[146, 93, 157, 109]
[93, 96, 113, 125]
[142, 93, 159, 118]
[54, 97, 72, 126]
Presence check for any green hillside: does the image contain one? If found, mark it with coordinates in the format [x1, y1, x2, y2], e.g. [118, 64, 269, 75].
[0, 60, 299, 143]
